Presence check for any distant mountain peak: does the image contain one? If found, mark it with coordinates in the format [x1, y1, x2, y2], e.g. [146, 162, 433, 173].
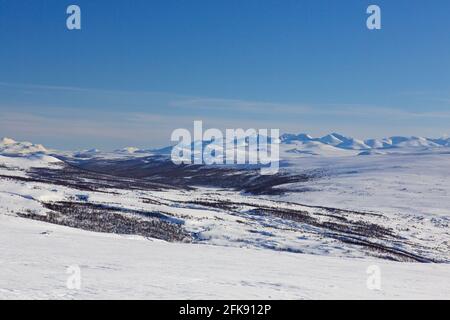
[319, 134, 344, 146]
[280, 133, 313, 143]
[0, 137, 48, 156]
[1, 137, 17, 145]
[115, 147, 142, 154]
[329, 133, 350, 142]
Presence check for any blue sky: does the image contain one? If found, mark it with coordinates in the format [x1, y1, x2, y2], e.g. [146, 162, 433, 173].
[0, 0, 449, 149]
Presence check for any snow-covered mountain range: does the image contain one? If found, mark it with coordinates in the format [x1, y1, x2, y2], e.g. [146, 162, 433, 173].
[278, 133, 450, 157]
[2, 133, 449, 159]
[280, 132, 450, 149]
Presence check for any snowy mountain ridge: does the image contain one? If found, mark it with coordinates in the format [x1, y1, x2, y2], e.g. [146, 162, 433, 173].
[0, 137, 48, 156]
[280, 132, 450, 149]
[2, 133, 450, 159]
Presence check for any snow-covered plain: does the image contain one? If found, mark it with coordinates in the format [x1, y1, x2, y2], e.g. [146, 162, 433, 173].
[1, 136, 449, 299]
[280, 151, 450, 217]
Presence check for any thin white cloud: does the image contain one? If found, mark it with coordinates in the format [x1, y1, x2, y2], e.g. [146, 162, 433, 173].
[2, 81, 449, 119]
[1, 82, 450, 148]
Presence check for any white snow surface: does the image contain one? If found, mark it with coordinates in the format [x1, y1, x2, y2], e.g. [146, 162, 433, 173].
[280, 151, 450, 218]
[1, 213, 449, 300]
[1, 137, 450, 299]
[0, 137, 48, 156]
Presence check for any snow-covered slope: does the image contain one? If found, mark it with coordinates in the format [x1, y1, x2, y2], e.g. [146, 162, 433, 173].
[280, 133, 314, 143]
[431, 137, 450, 146]
[280, 152, 450, 218]
[1, 136, 449, 299]
[1, 147, 449, 262]
[1, 213, 449, 299]
[114, 147, 142, 154]
[393, 136, 440, 148]
[336, 138, 370, 150]
[364, 139, 392, 149]
[281, 141, 358, 157]
[0, 154, 61, 170]
[319, 133, 345, 146]
[0, 137, 48, 156]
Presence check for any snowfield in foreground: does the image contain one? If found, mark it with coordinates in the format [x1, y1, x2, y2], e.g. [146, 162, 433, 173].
[1, 136, 450, 299]
[1, 213, 449, 300]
